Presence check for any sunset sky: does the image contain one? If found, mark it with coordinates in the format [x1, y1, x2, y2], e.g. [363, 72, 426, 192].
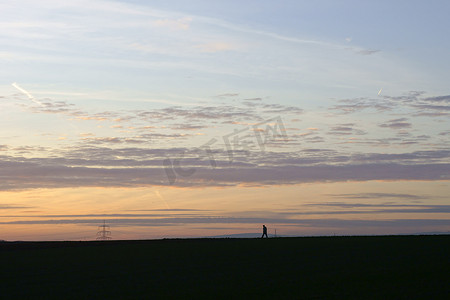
[1, 0, 449, 240]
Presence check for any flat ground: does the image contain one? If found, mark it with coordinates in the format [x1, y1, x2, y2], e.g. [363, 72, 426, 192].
[1, 235, 449, 299]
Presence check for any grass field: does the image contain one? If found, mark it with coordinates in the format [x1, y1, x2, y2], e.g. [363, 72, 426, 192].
[1, 235, 449, 299]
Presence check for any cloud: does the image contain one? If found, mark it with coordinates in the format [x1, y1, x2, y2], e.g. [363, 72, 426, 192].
[2, 213, 204, 219]
[329, 91, 450, 117]
[0, 148, 448, 190]
[2, 217, 449, 230]
[424, 95, 450, 103]
[414, 111, 449, 117]
[79, 134, 193, 145]
[379, 118, 412, 129]
[215, 93, 239, 98]
[328, 124, 366, 136]
[292, 129, 318, 139]
[258, 104, 303, 115]
[2, 87, 449, 189]
[299, 203, 450, 215]
[169, 124, 208, 131]
[136, 105, 259, 122]
[283, 206, 450, 215]
[7, 90, 303, 132]
[350, 150, 450, 163]
[153, 17, 192, 30]
[81, 137, 129, 144]
[329, 97, 394, 114]
[0, 204, 33, 210]
[196, 42, 236, 53]
[325, 193, 427, 200]
[128, 208, 209, 212]
[305, 136, 325, 143]
[355, 49, 380, 55]
[330, 126, 353, 134]
[32, 100, 75, 114]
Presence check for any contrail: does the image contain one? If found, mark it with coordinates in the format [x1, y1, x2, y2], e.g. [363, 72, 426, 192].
[155, 190, 171, 209]
[377, 88, 383, 96]
[11, 82, 43, 106]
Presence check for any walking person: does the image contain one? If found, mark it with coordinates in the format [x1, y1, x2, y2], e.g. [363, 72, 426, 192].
[261, 225, 268, 238]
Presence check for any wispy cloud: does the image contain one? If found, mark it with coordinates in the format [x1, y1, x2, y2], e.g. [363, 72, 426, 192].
[379, 118, 412, 129]
[3, 217, 449, 230]
[355, 49, 380, 55]
[325, 193, 428, 200]
[215, 93, 239, 98]
[329, 91, 450, 119]
[0, 204, 34, 210]
[0, 148, 448, 190]
[153, 17, 192, 30]
[424, 95, 450, 103]
[196, 42, 236, 53]
[328, 123, 366, 136]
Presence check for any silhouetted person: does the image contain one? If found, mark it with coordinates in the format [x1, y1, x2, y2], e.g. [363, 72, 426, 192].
[261, 225, 268, 238]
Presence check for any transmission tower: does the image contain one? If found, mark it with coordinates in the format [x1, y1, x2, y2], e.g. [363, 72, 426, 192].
[96, 220, 111, 240]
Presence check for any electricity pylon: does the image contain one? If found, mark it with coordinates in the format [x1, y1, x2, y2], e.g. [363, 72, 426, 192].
[96, 220, 111, 240]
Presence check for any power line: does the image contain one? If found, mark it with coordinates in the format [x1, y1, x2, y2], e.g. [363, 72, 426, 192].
[96, 220, 112, 240]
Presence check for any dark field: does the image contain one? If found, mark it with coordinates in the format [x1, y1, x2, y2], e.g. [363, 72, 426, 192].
[1, 235, 449, 299]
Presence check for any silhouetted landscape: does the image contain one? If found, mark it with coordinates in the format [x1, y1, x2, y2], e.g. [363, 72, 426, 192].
[1, 235, 449, 299]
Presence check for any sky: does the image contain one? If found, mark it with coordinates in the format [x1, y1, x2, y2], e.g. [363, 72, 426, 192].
[0, 0, 449, 241]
